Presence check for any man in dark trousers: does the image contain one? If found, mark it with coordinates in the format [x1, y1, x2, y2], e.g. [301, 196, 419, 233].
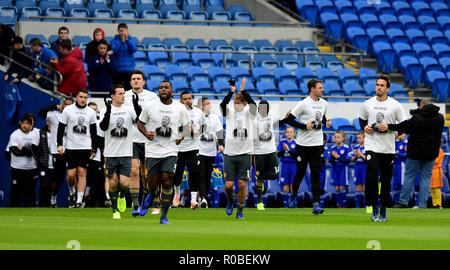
[379, 99, 445, 208]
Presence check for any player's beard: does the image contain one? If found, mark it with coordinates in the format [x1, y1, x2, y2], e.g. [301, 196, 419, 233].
[160, 93, 172, 102]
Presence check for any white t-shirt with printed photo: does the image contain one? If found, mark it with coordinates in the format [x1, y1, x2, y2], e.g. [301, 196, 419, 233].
[359, 96, 408, 154]
[124, 89, 158, 144]
[224, 106, 255, 156]
[100, 104, 137, 157]
[290, 96, 328, 147]
[59, 104, 97, 150]
[139, 99, 189, 158]
[47, 110, 66, 154]
[178, 106, 206, 152]
[9, 128, 40, 170]
[199, 112, 223, 157]
[254, 111, 278, 155]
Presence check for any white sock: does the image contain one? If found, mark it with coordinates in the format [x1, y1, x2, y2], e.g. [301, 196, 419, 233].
[174, 185, 181, 195]
[69, 186, 76, 196]
[76, 192, 84, 204]
[51, 195, 57, 205]
[105, 193, 110, 200]
[191, 192, 198, 202]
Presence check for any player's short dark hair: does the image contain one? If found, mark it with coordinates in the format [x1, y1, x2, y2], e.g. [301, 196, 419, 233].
[307, 79, 323, 92]
[377, 74, 391, 89]
[30, 38, 42, 47]
[335, 130, 346, 138]
[118, 23, 128, 30]
[97, 39, 108, 47]
[58, 26, 69, 34]
[88, 101, 97, 107]
[77, 89, 89, 96]
[19, 114, 33, 125]
[160, 80, 173, 88]
[180, 91, 191, 98]
[58, 39, 72, 51]
[110, 84, 124, 95]
[13, 36, 23, 45]
[130, 70, 146, 81]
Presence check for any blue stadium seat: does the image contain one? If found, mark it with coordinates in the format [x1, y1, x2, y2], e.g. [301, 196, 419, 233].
[39, 0, 60, 14]
[209, 39, 229, 50]
[172, 79, 192, 93]
[359, 13, 382, 30]
[322, 82, 341, 96]
[87, 0, 107, 15]
[389, 83, 406, 94]
[406, 29, 428, 44]
[19, 6, 41, 21]
[143, 37, 162, 47]
[212, 52, 234, 69]
[366, 28, 389, 44]
[295, 0, 318, 26]
[379, 14, 402, 30]
[229, 66, 250, 81]
[146, 79, 161, 92]
[117, 9, 138, 24]
[277, 54, 301, 72]
[93, 8, 114, 23]
[163, 10, 185, 25]
[353, 118, 362, 131]
[337, 69, 359, 85]
[136, 0, 156, 17]
[26, 34, 46, 45]
[320, 12, 343, 40]
[183, 0, 202, 14]
[316, 68, 339, 85]
[393, 42, 415, 58]
[213, 80, 230, 94]
[392, 1, 414, 17]
[163, 37, 183, 48]
[63, 0, 83, 15]
[209, 10, 231, 26]
[358, 67, 377, 85]
[231, 39, 253, 51]
[140, 9, 162, 24]
[186, 10, 208, 25]
[142, 64, 165, 81]
[425, 30, 448, 45]
[275, 40, 298, 52]
[420, 57, 442, 72]
[364, 82, 376, 96]
[279, 81, 301, 96]
[295, 67, 315, 84]
[172, 52, 192, 69]
[345, 26, 370, 52]
[191, 80, 216, 95]
[321, 55, 345, 72]
[43, 7, 65, 22]
[231, 53, 254, 70]
[72, 35, 91, 48]
[68, 8, 90, 23]
[0, 6, 17, 25]
[159, 0, 179, 17]
[165, 64, 187, 81]
[187, 66, 209, 82]
[398, 14, 421, 31]
[16, 0, 36, 12]
[232, 11, 252, 27]
[252, 67, 275, 84]
[256, 81, 278, 97]
[273, 67, 296, 84]
[252, 39, 275, 52]
[437, 15, 450, 32]
[343, 82, 363, 96]
[340, 12, 361, 29]
[418, 15, 440, 31]
[413, 43, 434, 59]
[315, 0, 337, 14]
[425, 71, 450, 102]
[434, 44, 450, 59]
[399, 56, 423, 88]
[412, 1, 434, 17]
[386, 28, 409, 45]
[374, 1, 395, 16]
[148, 51, 170, 69]
[305, 55, 324, 71]
[208, 66, 231, 82]
[372, 41, 396, 73]
[254, 54, 279, 70]
[335, 0, 356, 15]
[192, 52, 214, 70]
[331, 118, 354, 131]
[134, 51, 149, 68]
[236, 79, 257, 95]
[439, 57, 450, 73]
[431, 2, 450, 17]
[354, 0, 377, 16]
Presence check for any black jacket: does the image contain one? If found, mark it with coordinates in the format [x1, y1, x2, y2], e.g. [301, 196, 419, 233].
[6, 46, 33, 80]
[388, 104, 444, 160]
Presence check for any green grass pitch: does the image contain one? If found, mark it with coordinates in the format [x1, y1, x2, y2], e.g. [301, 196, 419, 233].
[1, 208, 449, 250]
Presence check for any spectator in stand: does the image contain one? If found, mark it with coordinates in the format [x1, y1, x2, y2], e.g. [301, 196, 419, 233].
[4, 36, 33, 85]
[50, 26, 70, 59]
[111, 23, 137, 91]
[29, 38, 57, 89]
[50, 39, 87, 96]
[0, 23, 16, 65]
[85, 28, 113, 88]
[88, 40, 116, 92]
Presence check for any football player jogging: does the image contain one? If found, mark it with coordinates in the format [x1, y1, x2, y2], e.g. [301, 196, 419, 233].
[123, 70, 157, 216]
[137, 80, 190, 224]
[172, 91, 206, 209]
[359, 74, 407, 222]
[99, 85, 137, 219]
[220, 77, 257, 220]
[279, 79, 332, 215]
[253, 100, 280, 210]
[57, 90, 98, 208]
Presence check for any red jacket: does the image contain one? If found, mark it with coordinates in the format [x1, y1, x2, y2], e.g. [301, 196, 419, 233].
[55, 46, 87, 96]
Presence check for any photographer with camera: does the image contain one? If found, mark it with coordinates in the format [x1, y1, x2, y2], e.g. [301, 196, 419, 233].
[378, 99, 444, 209]
[279, 79, 332, 215]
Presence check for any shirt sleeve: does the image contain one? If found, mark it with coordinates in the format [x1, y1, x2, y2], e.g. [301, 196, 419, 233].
[290, 101, 303, 119]
[8, 132, 18, 147]
[59, 107, 68, 124]
[358, 101, 369, 121]
[138, 106, 149, 124]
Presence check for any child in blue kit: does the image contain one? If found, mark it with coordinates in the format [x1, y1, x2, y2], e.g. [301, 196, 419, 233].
[351, 131, 367, 209]
[328, 130, 352, 208]
[277, 127, 297, 208]
[392, 132, 407, 206]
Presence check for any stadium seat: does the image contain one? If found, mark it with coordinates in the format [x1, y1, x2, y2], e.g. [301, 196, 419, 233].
[273, 67, 296, 84]
[210, 10, 231, 26]
[172, 79, 192, 93]
[93, 8, 114, 23]
[0, 6, 17, 25]
[63, 0, 83, 15]
[354, 0, 376, 16]
[16, 0, 36, 12]
[136, 0, 156, 17]
[364, 82, 376, 96]
[315, 0, 337, 14]
[39, 0, 60, 14]
[321, 55, 345, 72]
[163, 10, 185, 25]
[275, 40, 299, 53]
[171, 52, 192, 69]
[372, 41, 396, 74]
[399, 56, 423, 89]
[256, 81, 279, 99]
[386, 29, 409, 45]
[398, 15, 421, 31]
[406, 29, 428, 45]
[26, 34, 46, 46]
[345, 27, 370, 52]
[434, 43, 450, 59]
[43, 7, 65, 22]
[295, 0, 318, 26]
[146, 79, 161, 92]
[278, 81, 299, 95]
[183, 0, 202, 14]
[276, 54, 301, 72]
[19, 7, 42, 21]
[431, 2, 450, 17]
[192, 52, 214, 70]
[426, 30, 448, 45]
[295, 67, 315, 84]
[186, 10, 208, 25]
[412, 1, 433, 17]
[68, 8, 90, 23]
[425, 71, 450, 102]
[231, 53, 254, 70]
[87, 0, 108, 15]
[393, 42, 415, 58]
[420, 57, 443, 72]
[359, 13, 382, 30]
[209, 39, 229, 50]
[142, 64, 165, 81]
[165, 64, 187, 81]
[335, 0, 356, 15]
[252, 67, 275, 84]
[187, 66, 209, 82]
[392, 1, 414, 17]
[229, 66, 250, 81]
[213, 80, 230, 94]
[254, 54, 279, 71]
[211, 52, 234, 69]
[366, 28, 389, 44]
[208, 66, 231, 82]
[163, 37, 184, 49]
[418, 15, 440, 31]
[304, 55, 324, 71]
[357, 68, 375, 84]
[343, 82, 363, 96]
[316, 68, 339, 85]
[379, 14, 402, 30]
[413, 43, 435, 59]
[337, 69, 359, 85]
[322, 82, 341, 96]
[148, 51, 170, 69]
[236, 79, 257, 95]
[320, 12, 343, 40]
[340, 12, 361, 29]
[117, 9, 138, 24]
[331, 118, 354, 131]
[374, 1, 395, 16]
[191, 80, 216, 95]
[437, 16, 450, 31]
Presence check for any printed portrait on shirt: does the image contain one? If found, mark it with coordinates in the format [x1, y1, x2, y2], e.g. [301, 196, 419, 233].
[200, 123, 214, 142]
[73, 116, 87, 134]
[156, 115, 172, 138]
[110, 117, 128, 138]
[314, 111, 322, 127]
[233, 118, 247, 139]
[258, 123, 272, 141]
